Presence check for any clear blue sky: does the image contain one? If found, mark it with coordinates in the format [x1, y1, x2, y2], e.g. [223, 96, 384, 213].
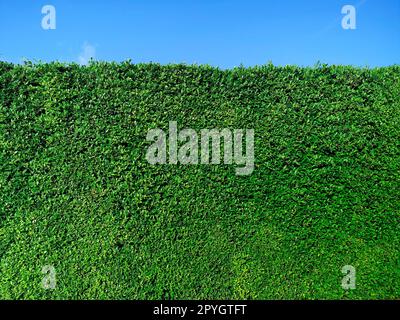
[0, 0, 399, 68]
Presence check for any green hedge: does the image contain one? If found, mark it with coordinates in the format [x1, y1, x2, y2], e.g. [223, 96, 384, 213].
[0, 61, 399, 299]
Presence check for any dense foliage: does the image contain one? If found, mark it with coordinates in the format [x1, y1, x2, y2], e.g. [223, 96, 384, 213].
[0, 61, 399, 299]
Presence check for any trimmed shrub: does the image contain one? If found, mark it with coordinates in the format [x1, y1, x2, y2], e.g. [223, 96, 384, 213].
[0, 62, 399, 299]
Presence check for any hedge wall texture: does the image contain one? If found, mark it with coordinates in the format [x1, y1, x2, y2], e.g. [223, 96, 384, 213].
[0, 62, 399, 299]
